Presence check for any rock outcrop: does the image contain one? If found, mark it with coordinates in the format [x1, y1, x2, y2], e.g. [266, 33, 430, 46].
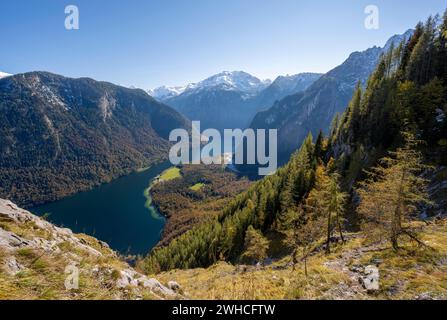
[0, 198, 180, 300]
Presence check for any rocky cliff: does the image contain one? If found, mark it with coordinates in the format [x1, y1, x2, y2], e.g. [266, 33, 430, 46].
[0, 198, 181, 300]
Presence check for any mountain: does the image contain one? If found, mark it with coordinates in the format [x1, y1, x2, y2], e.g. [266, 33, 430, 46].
[0, 72, 12, 80]
[250, 30, 414, 164]
[151, 71, 271, 101]
[148, 85, 188, 101]
[141, 17, 447, 302]
[153, 71, 270, 130]
[151, 71, 323, 131]
[0, 71, 189, 207]
[252, 73, 323, 112]
[190, 71, 271, 95]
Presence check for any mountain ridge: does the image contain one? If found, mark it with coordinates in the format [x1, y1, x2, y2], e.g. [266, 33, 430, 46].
[149, 71, 271, 101]
[153, 71, 321, 130]
[0, 71, 189, 207]
[249, 29, 414, 164]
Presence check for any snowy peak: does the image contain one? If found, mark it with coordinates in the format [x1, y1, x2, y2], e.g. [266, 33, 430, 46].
[148, 85, 189, 101]
[198, 71, 270, 94]
[149, 71, 270, 101]
[0, 71, 12, 80]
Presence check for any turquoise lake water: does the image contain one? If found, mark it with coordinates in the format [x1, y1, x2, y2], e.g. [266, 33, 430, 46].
[32, 162, 172, 255]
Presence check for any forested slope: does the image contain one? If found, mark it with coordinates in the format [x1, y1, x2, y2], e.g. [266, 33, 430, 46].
[140, 13, 447, 275]
[0, 72, 189, 207]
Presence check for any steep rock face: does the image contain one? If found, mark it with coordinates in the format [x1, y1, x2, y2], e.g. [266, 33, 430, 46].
[0, 72, 189, 207]
[252, 73, 323, 112]
[167, 87, 257, 130]
[250, 30, 414, 164]
[0, 198, 179, 300]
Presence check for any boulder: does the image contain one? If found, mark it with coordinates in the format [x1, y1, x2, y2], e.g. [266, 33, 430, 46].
[140, 278, 175, 296]
[116, 269, 139, 288]
[359, 265, 380, 292]
[167, 281, 181, 292]
[416, 292, 435, 300]
[3, 256, 25, 275]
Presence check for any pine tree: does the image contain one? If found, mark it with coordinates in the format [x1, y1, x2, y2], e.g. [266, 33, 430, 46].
[314, 130, 325, 161]
[357, 132, 432, 250]
[280, 205, 324, 276]
[327, 173, 348, 243]
[407, 17, 438, 85]
[400, 22, 424, 77]
[306, 165, 347, 254]
[330, 113, 341, 142]
[241, 226, 270, 264]
[346, 82, 362, 136]
[436, 10, 447, 81]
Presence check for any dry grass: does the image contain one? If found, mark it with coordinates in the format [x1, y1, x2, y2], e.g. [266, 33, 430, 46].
[0, 218, 160, 300]
[156, 223, 447, 300]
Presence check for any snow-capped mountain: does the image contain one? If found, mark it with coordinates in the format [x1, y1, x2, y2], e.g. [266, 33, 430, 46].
[148, 85, 189, 101]
[149, 70, 323, 130]
[194, 71, 271, 95]
[0, 72, 12, 80]
[148, 71, 273, 130]
[149, 71, 270, 102]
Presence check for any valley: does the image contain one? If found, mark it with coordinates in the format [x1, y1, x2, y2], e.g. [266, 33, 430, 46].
[150, 165, 252, 247]
[139, 14, 447, 299]
[1, 6, 447, 302]
[0, 72, 189, 208]
[150, 71, 321, 131]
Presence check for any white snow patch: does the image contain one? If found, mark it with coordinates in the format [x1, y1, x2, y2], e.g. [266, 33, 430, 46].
[0, 72, 12, 79]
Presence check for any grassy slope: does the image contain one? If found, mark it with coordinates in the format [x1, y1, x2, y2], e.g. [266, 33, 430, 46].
[155, 221, 447, 300]
[0, 237, 134, 300]
[0, 203, 178, 300]
[1, 199, 445, 300]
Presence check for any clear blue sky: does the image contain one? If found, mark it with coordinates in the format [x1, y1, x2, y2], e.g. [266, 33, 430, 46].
[0, 0, 445, 89]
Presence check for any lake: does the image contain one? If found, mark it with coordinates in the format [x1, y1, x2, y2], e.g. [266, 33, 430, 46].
[32, 162, 173, 256]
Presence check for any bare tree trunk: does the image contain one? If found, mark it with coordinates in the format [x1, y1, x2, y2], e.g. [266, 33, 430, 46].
[336, 212, 345, 243]
[392, 171, 406, 251]
[391, 207, 401, 251]
[391, 232, 399, 251]
[292, 248, 298, 272]
[326, 212, 331, 254]
[304, 256, 308, 278]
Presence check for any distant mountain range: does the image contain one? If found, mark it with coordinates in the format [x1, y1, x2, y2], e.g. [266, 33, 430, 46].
[150, 71, 321, 130]
[0, 71, 189, 207]
[249, 29, 414, 164]
[149, 71, 271, 101]
[150, 31, 412, 137]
